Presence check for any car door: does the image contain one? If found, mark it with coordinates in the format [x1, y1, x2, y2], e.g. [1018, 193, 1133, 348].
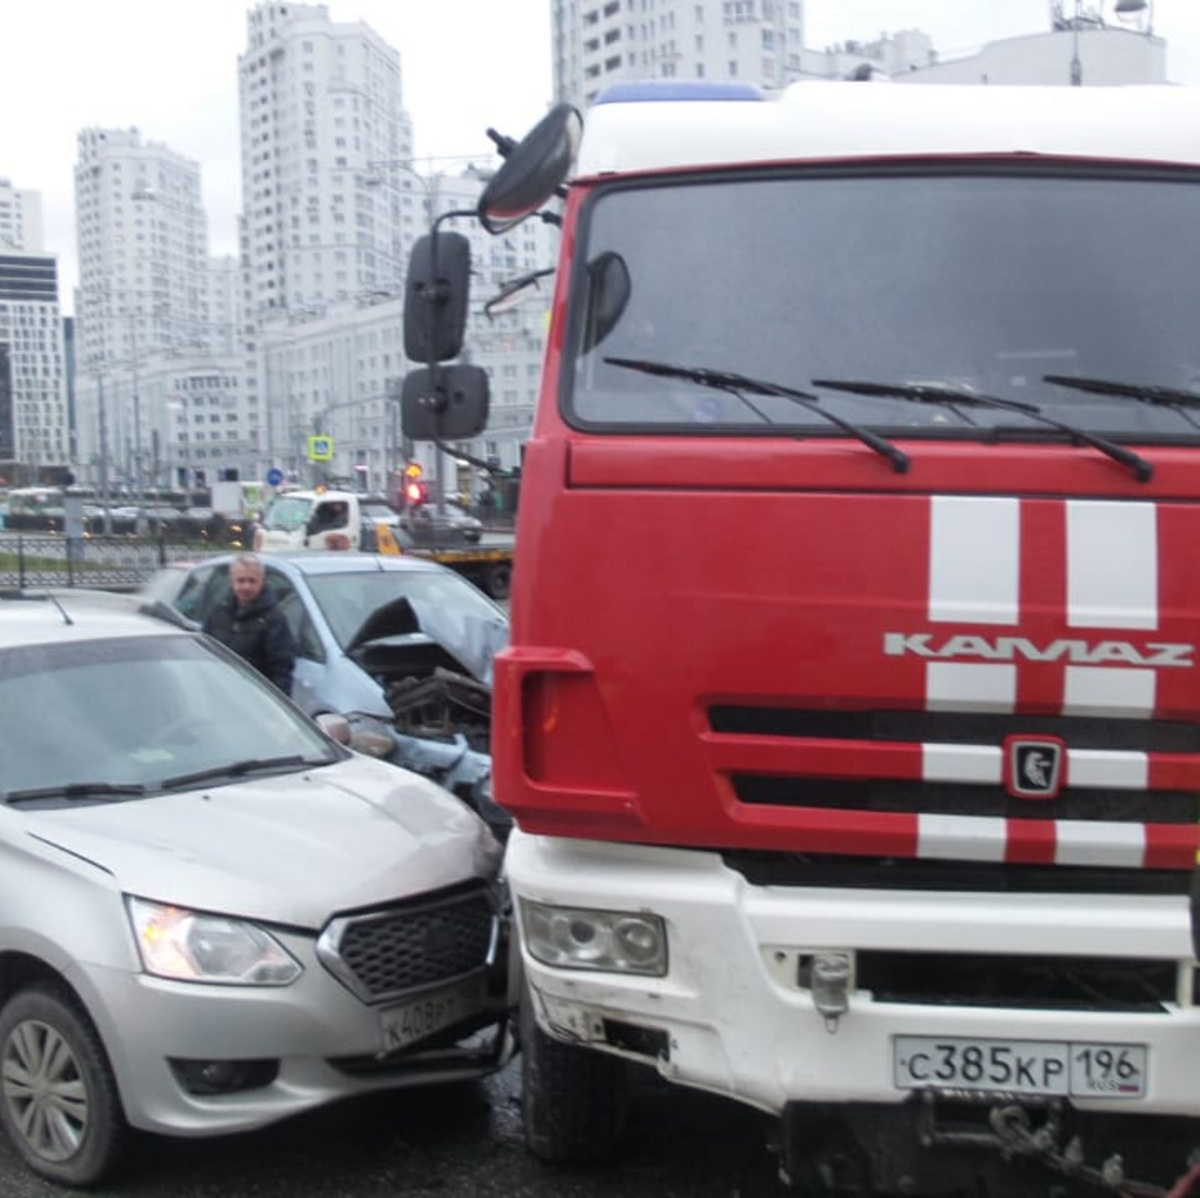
[260, 566, 327, 714]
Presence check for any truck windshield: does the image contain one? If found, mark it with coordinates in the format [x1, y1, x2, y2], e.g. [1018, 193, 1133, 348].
[262, 495, 312, 531]
[566, 166, 1200, 440]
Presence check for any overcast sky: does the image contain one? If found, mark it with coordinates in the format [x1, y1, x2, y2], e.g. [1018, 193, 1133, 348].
[1, 0, 1197, 313]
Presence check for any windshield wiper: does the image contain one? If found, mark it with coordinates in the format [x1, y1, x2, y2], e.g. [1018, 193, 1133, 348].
[604, 356, 910, 473]
[811, 378, 1153, 483]
[4, 782, 147, 806]
[160, 755, 319, 791]
[1044, 374, 1200, 431]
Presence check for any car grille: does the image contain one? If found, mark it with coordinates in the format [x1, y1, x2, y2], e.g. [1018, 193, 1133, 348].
[316, 885, 498, 1004]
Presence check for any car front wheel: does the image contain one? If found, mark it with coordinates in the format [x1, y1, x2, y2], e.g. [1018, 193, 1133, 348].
[0, 986, 126, 1187]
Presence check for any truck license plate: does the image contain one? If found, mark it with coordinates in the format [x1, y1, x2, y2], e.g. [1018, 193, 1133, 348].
[379, 974, 487, 1054]
[894, 1036, 1147, 1098]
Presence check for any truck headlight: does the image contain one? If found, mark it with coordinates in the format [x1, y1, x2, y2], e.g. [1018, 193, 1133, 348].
[519, 899, 667, 976]
[127, 897, 302, 986]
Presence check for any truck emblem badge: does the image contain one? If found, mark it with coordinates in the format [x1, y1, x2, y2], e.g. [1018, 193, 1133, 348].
[1003, 735, 1065, 800]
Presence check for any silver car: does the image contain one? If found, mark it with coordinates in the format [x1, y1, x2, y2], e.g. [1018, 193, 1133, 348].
[0, 589, 511, 1187]
[142, 552, 511, 836]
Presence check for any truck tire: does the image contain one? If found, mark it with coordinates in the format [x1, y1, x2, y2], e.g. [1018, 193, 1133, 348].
[519, 984, 629, 1163]
[485, 561, 512, 602]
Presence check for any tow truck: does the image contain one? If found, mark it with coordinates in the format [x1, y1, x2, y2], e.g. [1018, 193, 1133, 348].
[254, 486, 515, 600]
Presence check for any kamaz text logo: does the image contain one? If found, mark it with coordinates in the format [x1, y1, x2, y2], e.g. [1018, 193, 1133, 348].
[883, 633, 1195, 669]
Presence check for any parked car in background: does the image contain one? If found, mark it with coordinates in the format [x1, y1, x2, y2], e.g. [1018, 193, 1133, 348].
[141, 551, 510, 836]
[0, 588, 511, 1188]
[400, 500, 484, 544]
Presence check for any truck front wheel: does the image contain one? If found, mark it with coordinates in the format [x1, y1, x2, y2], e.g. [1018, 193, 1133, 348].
[519, 985, 629, 1163]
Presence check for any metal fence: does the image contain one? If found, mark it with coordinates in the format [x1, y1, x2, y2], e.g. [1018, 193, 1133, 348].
[0, 534, 220, 592]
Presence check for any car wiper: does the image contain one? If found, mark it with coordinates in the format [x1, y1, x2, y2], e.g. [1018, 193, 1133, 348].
[4, 782, 147, 806]
[160, 755, 320, 791]
[1044, 374, 1200, 431]
[604, 356, 910, 474]
[811, 378, 1153, 484]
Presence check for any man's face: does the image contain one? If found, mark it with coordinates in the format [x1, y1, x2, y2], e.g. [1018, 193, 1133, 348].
[230, 565, 265, 606]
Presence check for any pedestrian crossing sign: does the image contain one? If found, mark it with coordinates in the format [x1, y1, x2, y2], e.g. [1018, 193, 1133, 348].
[308, 435, 334, 462]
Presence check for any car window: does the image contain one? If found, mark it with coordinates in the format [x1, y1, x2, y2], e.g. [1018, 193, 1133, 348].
[264, 568, 324, 662]
[173, 565, 218, 622]
[0, 635, 334, 801]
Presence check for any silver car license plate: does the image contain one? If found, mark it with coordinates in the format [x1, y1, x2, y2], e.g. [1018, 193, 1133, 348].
[379, 974, 487, 1054]
[894, 1036, 1147, 1098]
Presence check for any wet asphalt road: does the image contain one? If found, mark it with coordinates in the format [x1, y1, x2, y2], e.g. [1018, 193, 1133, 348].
[0, 1056, 787, 1198]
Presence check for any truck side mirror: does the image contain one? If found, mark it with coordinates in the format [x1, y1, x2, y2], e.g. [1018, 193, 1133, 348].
[478, 104, 582, 235]
[404, 231, 471, 363]
[401, 366, 490, 441]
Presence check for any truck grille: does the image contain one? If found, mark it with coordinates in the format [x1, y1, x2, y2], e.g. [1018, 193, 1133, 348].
[316, 885, 498, 1004]
[709, 706, 1200, 751]
[731, 777, 1199, 825]
[708, 705, 1200, 876]
[852, 951, 1180, 1012]
[722, 851, 1192, 895]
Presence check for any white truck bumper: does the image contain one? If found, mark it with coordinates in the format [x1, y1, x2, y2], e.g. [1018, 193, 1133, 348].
[506, 829, 1200, 1118]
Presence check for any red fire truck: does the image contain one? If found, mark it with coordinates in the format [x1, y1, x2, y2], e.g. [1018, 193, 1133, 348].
[406, 80, 1200, 1195]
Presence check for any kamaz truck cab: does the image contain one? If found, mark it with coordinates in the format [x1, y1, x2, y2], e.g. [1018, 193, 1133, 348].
[404, 82, 1200, 1196]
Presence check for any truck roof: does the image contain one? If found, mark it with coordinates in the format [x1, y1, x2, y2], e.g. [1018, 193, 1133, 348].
[575, 81, 1200, 176]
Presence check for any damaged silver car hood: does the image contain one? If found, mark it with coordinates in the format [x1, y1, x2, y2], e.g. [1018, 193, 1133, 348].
[24, 755, 503, 928]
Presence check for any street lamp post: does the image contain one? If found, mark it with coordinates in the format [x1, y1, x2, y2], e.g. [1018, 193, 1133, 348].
[129, 306, 142, 494]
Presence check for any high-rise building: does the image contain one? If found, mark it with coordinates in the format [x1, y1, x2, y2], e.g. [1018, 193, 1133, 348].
[238, 1, 414, 317]
[74, 127, 235, 488]
[75, 128, 209, 379]
[0, 251, 68, 480]
[0, 179, 44, 252]
[552, 1, 1167, 111]
[0, 180, 66, 482]
[553, 0, 808, 108]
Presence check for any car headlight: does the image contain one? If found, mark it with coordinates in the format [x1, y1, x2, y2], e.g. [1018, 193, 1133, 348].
[127, 897, 302, 986]
[519, 899, 667, 976]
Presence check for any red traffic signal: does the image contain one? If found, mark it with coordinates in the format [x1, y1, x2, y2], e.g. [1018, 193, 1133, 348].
[404, 479, 427, 506]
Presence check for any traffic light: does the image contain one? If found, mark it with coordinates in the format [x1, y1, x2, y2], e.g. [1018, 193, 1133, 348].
[403, 463, 427, 507]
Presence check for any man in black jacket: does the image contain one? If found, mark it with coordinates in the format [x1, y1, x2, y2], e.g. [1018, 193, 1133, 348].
[202, 554, 297, 696]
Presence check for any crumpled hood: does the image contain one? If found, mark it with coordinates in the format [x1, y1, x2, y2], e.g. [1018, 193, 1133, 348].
[26, 755, 502, 928]
[347, 596, 508, 686]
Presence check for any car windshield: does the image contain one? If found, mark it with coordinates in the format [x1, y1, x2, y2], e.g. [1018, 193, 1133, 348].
[305, 569, 508, 680]
[0, 635, 335, 804]
[261, 495, 313, 531]
[567, 167, 1200, 440]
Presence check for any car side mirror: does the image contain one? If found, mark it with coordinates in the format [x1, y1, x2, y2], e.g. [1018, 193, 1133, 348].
[315, 713, 352, 745]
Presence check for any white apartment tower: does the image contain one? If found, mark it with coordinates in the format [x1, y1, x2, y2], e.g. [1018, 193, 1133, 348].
[0, 179, 44, 252]
[74, 128, 252, 488]
[239, 2, 415, 316]
[75, 127, 209, 374]
[553, 0, 807, 108]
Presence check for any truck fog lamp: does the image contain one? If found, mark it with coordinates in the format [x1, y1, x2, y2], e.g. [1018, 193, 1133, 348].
[520, 900, 667, 976]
